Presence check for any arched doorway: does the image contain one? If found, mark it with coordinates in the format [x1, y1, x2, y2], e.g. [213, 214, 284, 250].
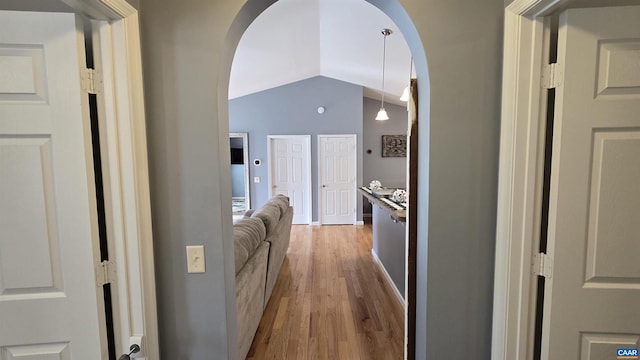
[222, 1, 429, 358]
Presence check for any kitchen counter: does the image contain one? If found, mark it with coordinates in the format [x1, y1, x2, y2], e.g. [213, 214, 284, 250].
[359, 186, 406, 300]
[358, 186, 406, 223]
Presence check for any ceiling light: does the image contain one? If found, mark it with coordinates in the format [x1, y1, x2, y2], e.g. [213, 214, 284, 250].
[399, 86, 410, 102]
[376, 28, 392, 121]
[375, 108, 389, 121]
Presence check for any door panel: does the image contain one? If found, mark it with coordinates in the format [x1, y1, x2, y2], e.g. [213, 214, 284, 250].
[319, 135, 356, 224]
[0, 11, 104, 358]
[543, 6, 640, 359]
[0, 138, 62, 294]
[268, 136, 310, 224]
[585, 132, 640, 285]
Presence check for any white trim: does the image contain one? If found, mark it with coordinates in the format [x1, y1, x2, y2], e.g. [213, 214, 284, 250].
[507, 0, 569, 17]
[99, 0, 136, 17]
[267, 135, 312, 225]
[492, 1, 559, 359]
[355, 220, 365, 226]
[55, 2, 159, 358]
[317, 134, 357, 225]
[310, 221, 321, 226]
[62, 0, 134, 20]
[108, 14, 159, 359]
[372, 250, 405, 312]
[230, 132, 251, 210]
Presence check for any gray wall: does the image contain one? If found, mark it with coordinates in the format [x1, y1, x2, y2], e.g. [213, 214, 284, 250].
[229, 75, 364, 222]
[385, 1, 502, 358]
[140, 0, 502, 358]
[140, 0, 248, 357]
[372, 205, 406, 297]
[363, 97, 408, 215]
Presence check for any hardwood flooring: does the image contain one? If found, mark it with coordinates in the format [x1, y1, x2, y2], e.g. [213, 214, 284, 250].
[246, 224, 405, 360]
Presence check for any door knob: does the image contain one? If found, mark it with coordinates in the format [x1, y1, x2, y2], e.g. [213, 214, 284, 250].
[118, 344, 141, 360]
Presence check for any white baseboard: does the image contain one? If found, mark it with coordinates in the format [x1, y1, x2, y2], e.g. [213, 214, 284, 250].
[371, 250, 405, 311]
[311, 221, 365, 226]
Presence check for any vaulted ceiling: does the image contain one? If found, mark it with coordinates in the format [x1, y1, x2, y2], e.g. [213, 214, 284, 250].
[229, 0, 413, 105]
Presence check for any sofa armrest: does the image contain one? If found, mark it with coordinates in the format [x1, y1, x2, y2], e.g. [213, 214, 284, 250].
[263, 206, 294, 303]
[236, 241, 269, 360]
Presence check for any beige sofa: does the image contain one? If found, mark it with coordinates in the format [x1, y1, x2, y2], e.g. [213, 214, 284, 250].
[233, 195, 293, 360]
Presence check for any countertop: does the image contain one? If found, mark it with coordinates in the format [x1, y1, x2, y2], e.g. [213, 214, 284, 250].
[358, 186, 406, 223]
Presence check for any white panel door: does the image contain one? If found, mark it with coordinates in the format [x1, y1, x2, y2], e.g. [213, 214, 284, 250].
[542, 6, 640, 359]
[319, 135, 356, 225]
[268, 135, 311, 224]
[0, 11, 105, 358]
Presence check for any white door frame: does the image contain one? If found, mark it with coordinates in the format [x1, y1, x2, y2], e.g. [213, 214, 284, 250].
[27, 1, 159, 357]
[317, 134, 357, 225]
[491, 0, 603, 359]
[267, 135, 312, 224]
[230, 132, 251, 210]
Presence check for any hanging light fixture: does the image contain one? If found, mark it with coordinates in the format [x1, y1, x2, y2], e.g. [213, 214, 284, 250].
[400, 56, 413, 102]
[376, 28, 392, 121]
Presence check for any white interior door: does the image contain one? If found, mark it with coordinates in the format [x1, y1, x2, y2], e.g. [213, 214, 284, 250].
[543, 6, 640, 359]
[0, 11, 105, 358]
[268, 135, 311, 224]
[318, 135, 356, 225]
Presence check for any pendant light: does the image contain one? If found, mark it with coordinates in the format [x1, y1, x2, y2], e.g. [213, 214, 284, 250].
[400, 56, 413, 102]
[376, 28, 392, 121]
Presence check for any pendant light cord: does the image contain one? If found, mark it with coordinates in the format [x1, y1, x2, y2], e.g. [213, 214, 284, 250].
[380, 30, 389, 109]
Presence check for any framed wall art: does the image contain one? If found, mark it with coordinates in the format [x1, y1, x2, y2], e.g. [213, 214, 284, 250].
[381, 135, 407, 157]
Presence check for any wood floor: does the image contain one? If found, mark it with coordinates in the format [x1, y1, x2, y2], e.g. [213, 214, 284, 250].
[246, 224, 405, 360]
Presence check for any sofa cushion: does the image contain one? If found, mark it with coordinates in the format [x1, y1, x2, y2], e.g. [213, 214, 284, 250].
[233, 217, 267, 275]
[250, 202, 281, 233]
[270, 194, 290, 215]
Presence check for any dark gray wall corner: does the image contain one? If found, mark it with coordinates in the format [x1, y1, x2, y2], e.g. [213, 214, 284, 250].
[362, 97, 408, 215]
[126, 0, 140, 9]
[362, 98, 408, 188]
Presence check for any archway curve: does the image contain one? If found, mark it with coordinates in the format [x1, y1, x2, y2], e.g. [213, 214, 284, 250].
[219, 0, 430, 358]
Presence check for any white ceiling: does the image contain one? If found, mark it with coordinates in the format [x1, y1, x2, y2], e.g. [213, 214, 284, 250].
[229, 0, 412, 105]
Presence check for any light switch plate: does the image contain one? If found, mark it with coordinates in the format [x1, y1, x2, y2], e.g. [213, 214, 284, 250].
[186, 245, 205, 273]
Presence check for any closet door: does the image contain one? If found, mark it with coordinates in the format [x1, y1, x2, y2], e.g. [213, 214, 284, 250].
[541, 6, 640, 359]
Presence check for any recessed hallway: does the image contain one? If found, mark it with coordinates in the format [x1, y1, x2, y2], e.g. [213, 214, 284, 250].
[246, 224, 404, 359]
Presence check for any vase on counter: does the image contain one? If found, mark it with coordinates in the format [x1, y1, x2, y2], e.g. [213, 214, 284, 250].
[392, 189, 407, 203]
[369, 180, 382, 190]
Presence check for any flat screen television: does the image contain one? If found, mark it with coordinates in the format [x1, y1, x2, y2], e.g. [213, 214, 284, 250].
[230, 148, 244, 164]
